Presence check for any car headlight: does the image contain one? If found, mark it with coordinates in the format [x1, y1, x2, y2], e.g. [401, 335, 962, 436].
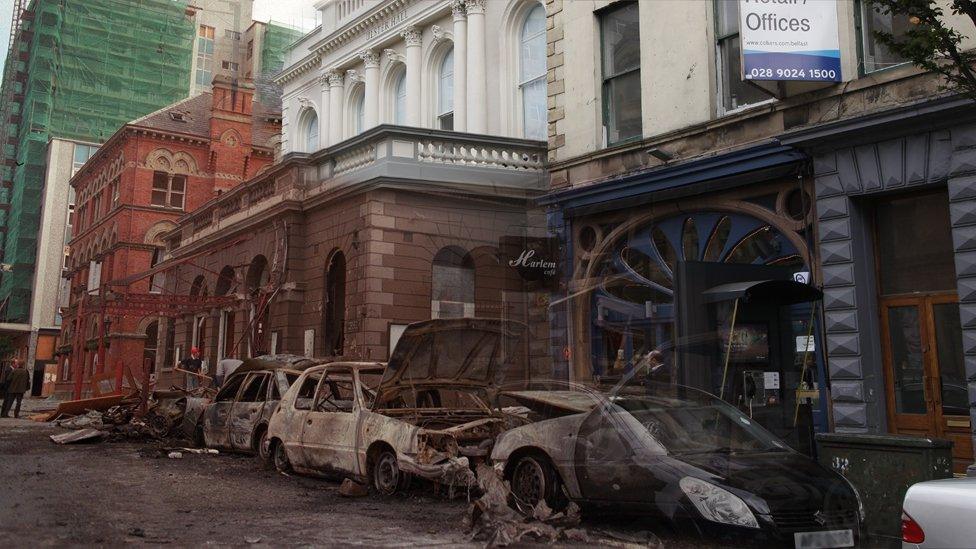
[680, 477, 760, 529]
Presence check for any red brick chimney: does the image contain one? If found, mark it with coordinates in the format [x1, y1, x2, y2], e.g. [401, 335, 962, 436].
[209, 75, 256, 191]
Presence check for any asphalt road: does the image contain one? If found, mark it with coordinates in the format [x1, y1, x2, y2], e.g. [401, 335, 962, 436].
[0, 416, 708, 548]
[0, 417, 477, 547]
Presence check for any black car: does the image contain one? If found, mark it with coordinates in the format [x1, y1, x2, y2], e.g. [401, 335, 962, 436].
[491, 380, 863, 548]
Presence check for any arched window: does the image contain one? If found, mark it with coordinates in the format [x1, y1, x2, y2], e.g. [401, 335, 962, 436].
[149, 247, 164, 293]
[519, 4, 546, 140]
[143, 320, 158, 375]
[431, 246, 474, 319]
[214, 266, 235, 297]
[246, 255, 269, 295]
[352, 86, 365, 136]
[301, 109, 319, 152]
[189, 275, 208, 297]
[438, 48, 454, 130]
[323, 251, 346, 356]
[394, 70, 407, 125]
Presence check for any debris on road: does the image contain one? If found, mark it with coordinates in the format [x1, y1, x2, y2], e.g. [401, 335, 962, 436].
[465, 463, 584, 546]
[50, 429, 105, 445]
[338, 478, 369, 497]
[167, 451, 183, 459]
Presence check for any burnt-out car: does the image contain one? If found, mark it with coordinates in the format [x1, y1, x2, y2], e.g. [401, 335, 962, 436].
[264, 319, 530, 494]
[192, 355, 319, 460]
[491, 377, 864, 548]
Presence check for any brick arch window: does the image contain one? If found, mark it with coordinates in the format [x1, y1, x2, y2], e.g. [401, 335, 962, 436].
[431, 245, 474, 319]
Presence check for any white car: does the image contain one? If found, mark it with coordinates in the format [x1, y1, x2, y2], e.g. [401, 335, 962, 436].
[263, 319, 530, 494]
[902, 476, 976, 548]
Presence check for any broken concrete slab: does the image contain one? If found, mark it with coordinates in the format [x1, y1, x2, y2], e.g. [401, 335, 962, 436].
[50, 429, 105, 444]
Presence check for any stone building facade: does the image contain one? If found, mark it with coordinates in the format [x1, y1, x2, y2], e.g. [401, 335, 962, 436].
[545, 0, 976, 472]
[153, 0, 553, 382]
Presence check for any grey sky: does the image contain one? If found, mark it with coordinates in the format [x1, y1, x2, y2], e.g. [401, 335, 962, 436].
[0, 0, 13, 74]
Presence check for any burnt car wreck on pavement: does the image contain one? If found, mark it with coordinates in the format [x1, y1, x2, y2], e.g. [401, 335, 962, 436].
[186, 355, 321, 460]
[264, 319, 531, 493]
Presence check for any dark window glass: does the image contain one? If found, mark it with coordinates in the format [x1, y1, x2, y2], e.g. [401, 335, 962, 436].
[600, 2, 641, 144]
[876, 191, 957, 295]
[239, 374, 268, 402]
[860, 2, 911, 73]
[715, 0, 769, 111]
[216, 374, 245, 402]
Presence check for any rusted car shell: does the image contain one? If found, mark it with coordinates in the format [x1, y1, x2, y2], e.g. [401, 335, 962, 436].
[195, 356, 320, 453]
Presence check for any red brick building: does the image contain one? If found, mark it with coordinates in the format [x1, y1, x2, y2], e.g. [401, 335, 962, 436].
[57, 77, 280, 399]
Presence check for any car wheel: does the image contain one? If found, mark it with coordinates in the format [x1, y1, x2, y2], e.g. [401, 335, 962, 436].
[256, 429, 270, 465]
[372, 449, 407, 496]
[272, 440, 291, 473]
[510, 454, 567, 511]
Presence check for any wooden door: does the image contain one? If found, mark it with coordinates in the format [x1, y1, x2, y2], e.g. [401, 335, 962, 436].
[880, 293, 973, 473]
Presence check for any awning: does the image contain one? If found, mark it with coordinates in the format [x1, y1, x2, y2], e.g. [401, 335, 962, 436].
[539, 142, 806, 216]
[702, 279, 822, 305]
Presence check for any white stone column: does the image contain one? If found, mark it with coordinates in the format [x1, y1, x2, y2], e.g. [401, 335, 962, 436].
[327, 70, 344, 145]
[319, 72, 330, 147]
[401, 26, 423, 127]
[360, 50, 380, 129]
[452, 1, 468, 132]
[465, 0, 486, 133]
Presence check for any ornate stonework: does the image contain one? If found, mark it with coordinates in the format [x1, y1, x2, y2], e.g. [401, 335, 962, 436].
[326, 70, 344, 87]
[464, 0, 486, 15]
[452, 0, 466, 20]
[359, 49, 380, 68]
[400, 26, 422, 47]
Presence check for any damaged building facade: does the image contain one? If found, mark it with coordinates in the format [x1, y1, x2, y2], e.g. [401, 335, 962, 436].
[153, 0, 553, 378]
[544, 0, 976, 472]
[57, 77, 282, 399]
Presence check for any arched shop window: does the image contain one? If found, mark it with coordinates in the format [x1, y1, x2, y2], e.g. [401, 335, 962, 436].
[589, 212, 806, 384]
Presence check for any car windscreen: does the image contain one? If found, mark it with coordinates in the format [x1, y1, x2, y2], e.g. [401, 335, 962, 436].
[613, 396, 788, 455]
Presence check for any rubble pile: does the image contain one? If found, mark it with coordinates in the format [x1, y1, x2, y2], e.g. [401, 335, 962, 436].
[465, 463, 587, 546]
[45, 387, 214, 445]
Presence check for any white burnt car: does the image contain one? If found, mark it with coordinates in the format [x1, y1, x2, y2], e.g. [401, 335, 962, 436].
[263, 319, 529, 494]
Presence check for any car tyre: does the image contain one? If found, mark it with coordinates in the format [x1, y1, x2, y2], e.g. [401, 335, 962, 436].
[256, 428, 271, 466]
[509, 454, 567, 512]
[372, 449, 408, 496]
[272, 440, 291, 474]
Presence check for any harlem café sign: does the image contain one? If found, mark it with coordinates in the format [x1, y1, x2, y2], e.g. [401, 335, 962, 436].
[502, 236, 559, 287]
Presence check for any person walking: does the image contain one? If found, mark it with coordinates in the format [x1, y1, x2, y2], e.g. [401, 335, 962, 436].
[1, 359, 31, 418]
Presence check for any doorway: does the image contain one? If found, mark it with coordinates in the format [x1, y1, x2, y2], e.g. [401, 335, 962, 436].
[875, 190, 973, 473]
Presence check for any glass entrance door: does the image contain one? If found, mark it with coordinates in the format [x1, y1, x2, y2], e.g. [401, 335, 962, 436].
[880, 293, 973, 473]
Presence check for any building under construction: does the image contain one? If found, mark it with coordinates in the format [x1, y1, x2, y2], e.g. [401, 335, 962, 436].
[0, 0, 303, 395]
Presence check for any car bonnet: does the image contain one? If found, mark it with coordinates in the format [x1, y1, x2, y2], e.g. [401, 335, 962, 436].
[374, 318, 525, 401]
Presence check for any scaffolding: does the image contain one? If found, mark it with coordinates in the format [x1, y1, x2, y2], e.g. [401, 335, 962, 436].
[0, 0, 195, 322]
[260, 22, 303, 76]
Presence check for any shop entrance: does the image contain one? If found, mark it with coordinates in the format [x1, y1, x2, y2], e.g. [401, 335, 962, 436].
[875, 190, 972, 473]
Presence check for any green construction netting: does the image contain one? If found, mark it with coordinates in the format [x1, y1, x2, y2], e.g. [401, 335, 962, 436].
[0, 0, 195, 321]
[261, 22, 303, 75]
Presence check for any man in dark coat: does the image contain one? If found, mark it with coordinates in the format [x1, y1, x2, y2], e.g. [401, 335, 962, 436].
[2, 359, 31, 418]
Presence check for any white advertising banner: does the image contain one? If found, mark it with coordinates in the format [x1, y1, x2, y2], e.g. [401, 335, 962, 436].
[739, 0, 842, 82]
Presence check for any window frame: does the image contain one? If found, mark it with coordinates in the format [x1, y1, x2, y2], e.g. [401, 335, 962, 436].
[598, 1, 642, 146]
[150, 171, 186, 210]
[855, 0, 912, 76]
[438, 47, 455, 131]
[713, 0, 775, 115]
[519, 2, 547, 140]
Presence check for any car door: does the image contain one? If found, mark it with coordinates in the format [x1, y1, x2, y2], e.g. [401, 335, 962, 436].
[202, 374, 246, 448]
[281, 370, 322, 469]
[228, 373, 269, 451]
[300, 367, 360, 476]
[573, 403, 667, 504]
